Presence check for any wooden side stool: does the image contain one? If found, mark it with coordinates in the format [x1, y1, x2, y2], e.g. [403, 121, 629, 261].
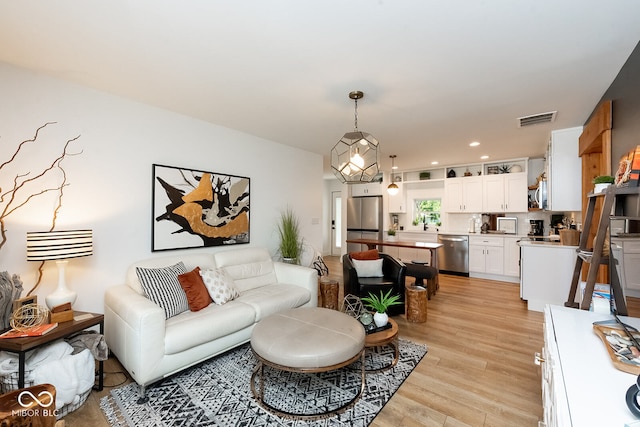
[405, 285, 427, 323]
[319, 278, 339, 310]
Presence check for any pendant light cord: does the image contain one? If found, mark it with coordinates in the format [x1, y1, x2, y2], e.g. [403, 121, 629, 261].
[353, 98, 358, 131]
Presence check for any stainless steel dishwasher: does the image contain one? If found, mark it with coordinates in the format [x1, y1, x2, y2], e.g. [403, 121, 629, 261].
[437, 234, 469, 276]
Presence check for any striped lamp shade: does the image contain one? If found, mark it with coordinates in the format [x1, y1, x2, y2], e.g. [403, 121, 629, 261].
[26, 230, 93, 261]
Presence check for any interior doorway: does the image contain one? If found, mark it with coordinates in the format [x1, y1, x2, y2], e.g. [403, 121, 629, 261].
[331, 191, 342, 256]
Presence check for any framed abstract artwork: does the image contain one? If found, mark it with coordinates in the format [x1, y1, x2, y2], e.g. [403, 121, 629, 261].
[152, 164, 250, 251]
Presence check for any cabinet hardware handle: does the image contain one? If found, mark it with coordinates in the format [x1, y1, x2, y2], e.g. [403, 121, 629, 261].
[534, 352, 545, 365]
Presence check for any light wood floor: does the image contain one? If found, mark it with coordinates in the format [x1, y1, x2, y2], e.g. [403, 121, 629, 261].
[63, 256, 640, 426]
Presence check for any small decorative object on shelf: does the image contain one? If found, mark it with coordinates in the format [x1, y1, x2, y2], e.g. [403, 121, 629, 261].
[447, 169, 456, 178]
[593, 175, 615, 193]
[487, 166, 499, 175]
[615, 145, 640, 187]
[419, 171, 430, 180]
[499, 164, 511, 174]
[464, 168, 472, 177]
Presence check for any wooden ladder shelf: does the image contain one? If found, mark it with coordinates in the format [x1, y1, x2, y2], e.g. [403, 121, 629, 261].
[565, 185, 630, 314]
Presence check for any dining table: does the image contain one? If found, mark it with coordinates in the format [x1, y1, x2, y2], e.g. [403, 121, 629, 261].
[345, 238, 442, 269]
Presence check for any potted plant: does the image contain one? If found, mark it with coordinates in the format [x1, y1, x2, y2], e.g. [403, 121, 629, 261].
[386, 228, 397, 242]
[593, 175, 615, 193]
[277, 207, 303, 264]
[361, 289, 402, 327]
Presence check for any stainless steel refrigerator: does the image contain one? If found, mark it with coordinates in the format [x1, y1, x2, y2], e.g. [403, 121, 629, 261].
[346, 196, 383, 253]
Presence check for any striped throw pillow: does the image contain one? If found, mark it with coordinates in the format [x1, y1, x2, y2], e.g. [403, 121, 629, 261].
[136, 262, 189, 319]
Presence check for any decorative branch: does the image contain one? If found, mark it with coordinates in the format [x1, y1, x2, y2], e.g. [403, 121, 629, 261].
[0, 123, 82, 296]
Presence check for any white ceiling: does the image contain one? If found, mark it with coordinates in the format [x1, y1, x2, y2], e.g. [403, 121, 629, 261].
[1, 1, 639, 177]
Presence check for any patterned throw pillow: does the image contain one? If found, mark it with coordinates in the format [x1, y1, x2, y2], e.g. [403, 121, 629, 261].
[199, 268, 240, 305]
[136, 262, 189, 319]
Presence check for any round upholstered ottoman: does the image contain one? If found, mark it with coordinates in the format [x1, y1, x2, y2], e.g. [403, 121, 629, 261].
[250, 307, 366, 420]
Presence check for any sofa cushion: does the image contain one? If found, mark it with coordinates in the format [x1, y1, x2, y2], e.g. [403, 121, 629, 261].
[350, 249, 379, 260]
[136, 262, 190, 319]
[164, 300, 256, 355]
[178, 267, 212, 311]
[126, 253, 217, 294]
[199, 268, 240, 305]
[235, 284, 311, 321]
[213, 247, 278, 293]
[351, 258, 384, 277]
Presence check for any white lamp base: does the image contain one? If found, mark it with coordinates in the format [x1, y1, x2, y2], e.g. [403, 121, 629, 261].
[45, 260, 77, 310]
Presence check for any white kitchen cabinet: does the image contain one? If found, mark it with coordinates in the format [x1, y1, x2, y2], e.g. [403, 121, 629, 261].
[610, 237, 640, 296]
[541, 305, 640, 427]
[444, 176, 483, 212]
[387, 182, 406, 212]
[482, 173, 528, 213]
[546, 127, 582, 212]
[350, 182, 382, 197]
[503, 236, 520, 277]
[469, 235, 504, 274]
[519, 241, 578, 311]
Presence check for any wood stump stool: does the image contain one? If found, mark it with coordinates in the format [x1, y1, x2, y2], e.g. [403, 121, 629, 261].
[319, 278, 339, 310]
[405, 285, 427, 323]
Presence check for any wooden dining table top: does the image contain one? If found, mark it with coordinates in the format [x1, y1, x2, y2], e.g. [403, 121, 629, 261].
[346, 238, 442, 250]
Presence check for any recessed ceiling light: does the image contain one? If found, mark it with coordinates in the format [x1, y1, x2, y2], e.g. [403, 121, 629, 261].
[469, 141, 480, 147]
[431, 161, 439, 165]
[481, 155, 489, 160]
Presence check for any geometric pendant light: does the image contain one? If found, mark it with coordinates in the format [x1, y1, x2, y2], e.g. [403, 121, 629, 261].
[331, 91, 380, 183]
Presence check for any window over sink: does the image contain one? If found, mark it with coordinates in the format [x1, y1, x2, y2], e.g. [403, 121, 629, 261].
[412, 198, 442, 229]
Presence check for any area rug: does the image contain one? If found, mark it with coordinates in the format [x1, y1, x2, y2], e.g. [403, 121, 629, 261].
[100, 339, 427, 427]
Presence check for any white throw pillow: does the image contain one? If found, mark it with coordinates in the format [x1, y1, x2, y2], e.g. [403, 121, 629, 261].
[200, 268, 240, 305]
[352, 258, 384, 278]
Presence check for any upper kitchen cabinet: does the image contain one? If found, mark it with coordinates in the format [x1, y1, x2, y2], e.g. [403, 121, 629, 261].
[483, 173, 528, 212]
[546, 127, 583, 211]
[350, 181, 382, 197]
[443, 176, 483, 212]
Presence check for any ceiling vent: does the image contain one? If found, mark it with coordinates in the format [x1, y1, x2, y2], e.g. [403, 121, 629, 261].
[517, 111, 557, 127]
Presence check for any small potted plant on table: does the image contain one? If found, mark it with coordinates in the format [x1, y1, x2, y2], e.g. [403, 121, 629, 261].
[361, 289, 402, 327]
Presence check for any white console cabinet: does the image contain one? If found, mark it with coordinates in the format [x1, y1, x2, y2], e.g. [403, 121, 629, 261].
[541, 305, 640, 426]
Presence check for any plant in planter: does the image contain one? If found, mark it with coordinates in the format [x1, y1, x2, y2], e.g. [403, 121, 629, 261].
[361, 289, 402, 327]
[277, 207, 303, 264]
[386, 227, 397, 241]
[593, 175, 615, 193]
[499, 164, 511, 174]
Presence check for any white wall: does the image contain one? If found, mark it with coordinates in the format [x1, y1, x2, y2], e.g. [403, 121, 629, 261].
[0, 62, 323, 314]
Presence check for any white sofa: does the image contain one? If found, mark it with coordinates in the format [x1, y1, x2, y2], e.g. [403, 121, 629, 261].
[104, 246, 317, 398]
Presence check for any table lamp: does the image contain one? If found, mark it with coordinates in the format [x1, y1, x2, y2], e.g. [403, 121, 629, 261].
[26, 229, 93, 309]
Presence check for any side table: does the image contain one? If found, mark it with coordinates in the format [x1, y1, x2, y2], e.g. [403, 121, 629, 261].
[364, 318, 399, 372]
[0, 311, 104, 390]
[405, 285, 427, 323]
[319, 278, 339, 310]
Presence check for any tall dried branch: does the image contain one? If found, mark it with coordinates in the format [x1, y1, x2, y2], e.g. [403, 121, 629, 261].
[0, 123, 82, 295]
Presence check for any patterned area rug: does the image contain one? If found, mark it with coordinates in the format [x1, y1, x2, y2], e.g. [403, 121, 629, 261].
[100, 339, 427, 426]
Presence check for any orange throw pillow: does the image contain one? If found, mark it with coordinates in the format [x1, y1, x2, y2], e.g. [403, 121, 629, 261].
[177, 267, 212, 311]
[350, 249, 379, 260]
